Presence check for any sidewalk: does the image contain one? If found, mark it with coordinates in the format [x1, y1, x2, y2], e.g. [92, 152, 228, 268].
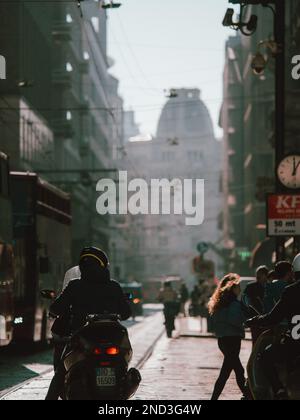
[135, 319, 252, 401]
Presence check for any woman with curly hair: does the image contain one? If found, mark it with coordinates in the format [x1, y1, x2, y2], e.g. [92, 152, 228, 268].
[208, 273, 247, 400]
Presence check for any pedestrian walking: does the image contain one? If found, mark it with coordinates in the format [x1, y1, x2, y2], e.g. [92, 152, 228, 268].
[179, 282, 189, 317]
[190, 284, 201, 316]
[158, 281, 179, 338]
[208, 273, 247, 400]
[242, 265, 269, 346]
[264, 261, 293, 313]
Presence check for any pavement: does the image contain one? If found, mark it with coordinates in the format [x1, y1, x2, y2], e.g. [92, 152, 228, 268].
[135, 330, 251, 400]
[0, 310, 165, 400]
[0, 314, 252, 401]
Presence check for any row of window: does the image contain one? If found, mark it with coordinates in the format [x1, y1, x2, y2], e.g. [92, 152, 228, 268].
[158, 151, 204, 163]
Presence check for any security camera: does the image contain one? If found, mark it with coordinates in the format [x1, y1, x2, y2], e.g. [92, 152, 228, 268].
[222, 8, 234, 27]
[251, 53, 267, 75]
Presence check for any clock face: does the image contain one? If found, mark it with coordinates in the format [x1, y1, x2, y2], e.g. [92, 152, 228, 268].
[277, 155, 300, 189]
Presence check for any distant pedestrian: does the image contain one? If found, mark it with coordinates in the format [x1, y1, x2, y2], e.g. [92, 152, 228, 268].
[242, 265, 269, 345]
[267, 269, 276, 283]
[198, 279, 215, 333]
[179, 283, 189, 317]
[190, 285, 201, 316]
[264, 261, 293, 313]
[158, 281, 179, 338]
[208, 274, 247, 401]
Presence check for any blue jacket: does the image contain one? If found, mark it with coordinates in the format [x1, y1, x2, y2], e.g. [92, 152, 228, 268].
[211, 300, 246, 339]
[264, 280, 288, 313]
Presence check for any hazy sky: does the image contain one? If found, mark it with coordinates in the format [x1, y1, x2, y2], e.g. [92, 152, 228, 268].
[107, 0, 236, 139]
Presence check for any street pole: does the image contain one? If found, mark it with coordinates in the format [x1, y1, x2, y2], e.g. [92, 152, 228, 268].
[274, 0, 286, 261]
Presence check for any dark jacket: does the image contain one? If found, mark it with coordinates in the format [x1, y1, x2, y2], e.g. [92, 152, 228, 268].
[263, 279, 288, 313]
[212, 300, 246, 339]
[244, 281, 265, 314]
[253, 281, 300, 330]
[50, 278, 131, 335]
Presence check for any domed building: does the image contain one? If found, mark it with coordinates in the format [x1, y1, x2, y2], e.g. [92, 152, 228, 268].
[156, 88, 214, 143]
[126, 88, 223, 287]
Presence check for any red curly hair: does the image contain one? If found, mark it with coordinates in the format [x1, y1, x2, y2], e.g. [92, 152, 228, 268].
[208, 273, 240, 315]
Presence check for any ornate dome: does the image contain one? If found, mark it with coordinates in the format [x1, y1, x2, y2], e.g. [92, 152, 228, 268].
[156, 88, 214, 142]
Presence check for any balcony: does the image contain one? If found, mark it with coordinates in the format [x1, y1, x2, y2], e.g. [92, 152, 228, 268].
[52, 70, 72, 88]
[52, 120, 74, 139]
[52, 22, 72, 43]
[79, 60, 89, 74]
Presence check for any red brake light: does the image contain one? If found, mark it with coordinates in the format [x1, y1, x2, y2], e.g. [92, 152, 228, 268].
[100, 362, 111, 366]
[93, 348, 102, 355]
[106, 346, 120, 355]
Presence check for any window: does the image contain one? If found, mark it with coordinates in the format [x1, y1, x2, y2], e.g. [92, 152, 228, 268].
[188, 151, 204, 163]
[159, 236, 168, 246]
[162, 151, 175, 162]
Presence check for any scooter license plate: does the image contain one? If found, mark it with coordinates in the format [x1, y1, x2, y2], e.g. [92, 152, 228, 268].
[96, 368, 116, 387]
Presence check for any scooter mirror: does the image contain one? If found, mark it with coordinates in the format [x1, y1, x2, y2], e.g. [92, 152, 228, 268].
[40, 289, 56, 300]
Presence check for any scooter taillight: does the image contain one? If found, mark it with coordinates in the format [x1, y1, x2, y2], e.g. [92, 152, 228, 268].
[105, 346, 120, 355]
[93, 346, 120, 356]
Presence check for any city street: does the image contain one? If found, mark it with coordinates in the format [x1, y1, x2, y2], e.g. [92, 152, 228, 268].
[0, 306, 165, 400]
[0, 313, 252, 400]
[1, 0, 299, 404]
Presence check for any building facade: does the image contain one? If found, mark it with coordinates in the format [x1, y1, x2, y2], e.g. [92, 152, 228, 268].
[221, 2, 300, 272]
[0, 1, 124, 269]
[125, 88, 223, 286]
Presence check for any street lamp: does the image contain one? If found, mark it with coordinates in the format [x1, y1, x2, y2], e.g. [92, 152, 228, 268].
[251, 40, 281, 75]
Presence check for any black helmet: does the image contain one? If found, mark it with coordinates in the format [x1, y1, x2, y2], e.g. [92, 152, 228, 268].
[79, 247, 109, 269]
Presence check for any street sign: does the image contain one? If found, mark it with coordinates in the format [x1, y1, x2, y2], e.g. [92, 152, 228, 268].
[197, 242, 209, 254]
[267, 194, 300, 237]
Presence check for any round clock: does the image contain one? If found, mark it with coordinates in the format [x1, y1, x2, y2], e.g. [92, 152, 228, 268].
[277, 155, 300, 189]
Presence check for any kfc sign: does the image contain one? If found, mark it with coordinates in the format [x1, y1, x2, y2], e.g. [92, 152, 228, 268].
[0, 55, 6, 80]
[267, 194, 300, 237]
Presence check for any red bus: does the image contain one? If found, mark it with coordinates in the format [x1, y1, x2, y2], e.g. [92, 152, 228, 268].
[10, 172, 72, 343]
[0, 152, 14, 346]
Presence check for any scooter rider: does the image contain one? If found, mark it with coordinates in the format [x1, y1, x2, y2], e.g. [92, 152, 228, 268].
[246, 254, 300, 400]
[46, 246, 133, 400]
